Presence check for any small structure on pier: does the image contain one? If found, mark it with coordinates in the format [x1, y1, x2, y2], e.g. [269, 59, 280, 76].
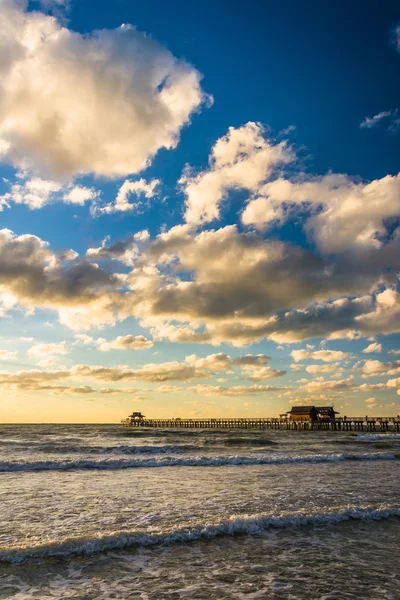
[286, 406, 338, 423]
[129, 412, 145, 422]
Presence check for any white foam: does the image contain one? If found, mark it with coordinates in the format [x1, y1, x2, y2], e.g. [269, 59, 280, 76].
[0, 452, 396, 473]
[1, 505, 399, 564]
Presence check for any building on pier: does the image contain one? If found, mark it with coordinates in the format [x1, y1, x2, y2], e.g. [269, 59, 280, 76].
[128, 412, 145, 422]
[286, 406, 338, 423]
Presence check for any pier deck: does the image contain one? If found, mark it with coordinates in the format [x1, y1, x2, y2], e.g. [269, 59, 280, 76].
[121, 417, 400, 432]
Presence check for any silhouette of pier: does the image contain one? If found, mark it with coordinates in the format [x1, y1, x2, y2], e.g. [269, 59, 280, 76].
[121, 414, 400, 432]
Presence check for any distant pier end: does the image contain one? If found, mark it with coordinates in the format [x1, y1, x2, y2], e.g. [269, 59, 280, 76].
[121, 406, 400, 432]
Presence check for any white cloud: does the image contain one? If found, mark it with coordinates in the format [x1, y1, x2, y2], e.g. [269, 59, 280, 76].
[27, 342, 69, 358]
[137, 226, 396, 345]
[300, 376, 355, 393]
[246, 366, 286, 381]
[0, 360, 209, 388]
[184, 352, 285, 381]
[63, 186, 100, 206]
[360, 110, 396, 129]
[185, 353, 233, 372]
[0, 1, 207, 179]
[355, 289, 400, 337]
[74, 334, 96, 345]
[95, 178, 160, 214]
[362, 359, 400, 378]
[242, 172, 400, 254]
[1, 178, 61, 209]
[229, 354, 285, 381]
[387, 377, 400, 389]
[182, 122, 293, 226]
[0, 177, 99, 210]
[98, 335, 153, 351]
[291, 349, 349, 362]
[0, 350, 17, 361]
[363, 342, 382, 354]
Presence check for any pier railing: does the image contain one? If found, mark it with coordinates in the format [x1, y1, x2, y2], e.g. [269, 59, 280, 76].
[121, 416, 400, 432]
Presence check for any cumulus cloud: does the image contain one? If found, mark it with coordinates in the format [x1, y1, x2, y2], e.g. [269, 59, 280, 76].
[355, 289, 400, 337]
[0, 1, 207, 179]
[387, 377, 400, 389]
[73, 362, 211, 382]
[0, 176, 99, 210]
[1, 177, 61, 209]
[229, 354, 286, 381]
[94, 178, 160, 215]
[0, 360, 209, 389]
[291, 349, 349, 362]
[363, 342, 382, 354]
[135, 225, 397, 345]
[0, 350, 17, 361]
[365, 397, 378, 408]
[0, 350, 289, 397]
[86, 234, 144, 267]
[182, 122, 293, 226]
[63, 186, 100, 206]
[184, 352, 286, 380]
[0, 228, 123, 329]
[185, 353, 233, 372]
[242, 173, 400, 254]
[0, 367, 142, 394]
[362, 359, 400, 378]
[245, 366, 286, 381]
[27, 342, 69, 357]
[232, 354, 271, 367]
[358, 382, 387, 392]
[300, 376, 355, 394]
[97, 335, 153, 351]
[1, 222, 399, 343]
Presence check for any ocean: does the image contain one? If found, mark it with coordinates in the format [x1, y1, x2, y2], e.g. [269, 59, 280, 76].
[0, 424, 399, 599]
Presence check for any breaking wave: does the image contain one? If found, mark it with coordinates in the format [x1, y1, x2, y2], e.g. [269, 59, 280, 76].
[1, 505, 399, 564]
[0, 452, 397, 473]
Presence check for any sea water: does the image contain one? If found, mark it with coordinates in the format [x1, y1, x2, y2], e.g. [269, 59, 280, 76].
[0, 424, 399, 599]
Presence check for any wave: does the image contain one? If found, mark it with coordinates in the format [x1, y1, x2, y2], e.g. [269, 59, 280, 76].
[0, 452, 397, 473]
[0, 441, 193, 454]
[354, 434, 400, 442]
[1, 504, 399, 564]
[41, 443, 191, 455]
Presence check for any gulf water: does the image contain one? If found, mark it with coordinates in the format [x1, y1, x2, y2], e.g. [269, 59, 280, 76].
[0, 424, 399, 599]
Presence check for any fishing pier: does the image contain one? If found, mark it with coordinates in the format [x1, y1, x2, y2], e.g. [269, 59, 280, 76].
[122, 410, 400, 432]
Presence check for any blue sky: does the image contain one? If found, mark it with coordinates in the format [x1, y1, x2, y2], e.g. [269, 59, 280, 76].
[0, 0, 399, 422]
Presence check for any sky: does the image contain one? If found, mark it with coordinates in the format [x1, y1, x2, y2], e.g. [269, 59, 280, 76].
[0, 0, 400, 423]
